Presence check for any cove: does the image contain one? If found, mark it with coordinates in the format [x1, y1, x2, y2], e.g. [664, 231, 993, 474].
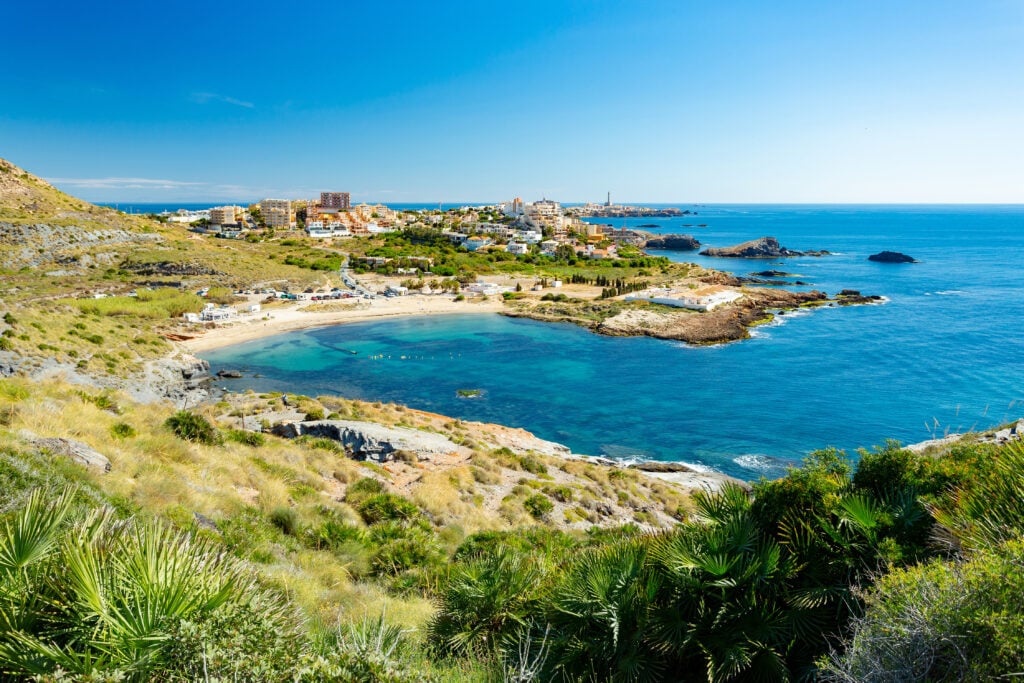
[200, 205, 1024, 480]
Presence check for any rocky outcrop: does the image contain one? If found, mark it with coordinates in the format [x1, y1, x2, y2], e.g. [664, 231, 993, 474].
[593, 288, 832, 345]
[643, 234, 701, 251]
[701, 237, 829, 258]
[0, 222, 162, 269]
[835, 289, 884, 306]
[751, 270, 796, 277]
[272, 419, 471, 462]
[868, 251, 916, 263]
[32, 436, 111, 472]
[122, 260, 222, 276]
[135, 352, 211, 407]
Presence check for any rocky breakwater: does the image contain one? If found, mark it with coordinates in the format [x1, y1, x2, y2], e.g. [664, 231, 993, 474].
[642, 234, 701, 251]
[701, 236, 829, 258]
[272, 419, 472, 463]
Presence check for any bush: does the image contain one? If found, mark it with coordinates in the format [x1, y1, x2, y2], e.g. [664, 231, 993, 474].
[357, 493, 421, 526]
[523, 494, 554, 519]
[519, 454, 547, 475]
[110, 422, 136, 439]
[227, 428, 266, 447]
[346, 477, 386, 507]
[165, 410, 221, 445]
[270, 506, 302, 536]
[823, 538, 1024, 682]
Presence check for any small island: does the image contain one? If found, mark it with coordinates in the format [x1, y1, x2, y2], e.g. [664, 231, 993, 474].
[456, 388, 483, 398]
[868, 251, 916, 263]
[700, 236, 830, 258]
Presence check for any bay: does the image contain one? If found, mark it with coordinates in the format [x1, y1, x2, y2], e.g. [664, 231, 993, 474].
[199, 205, 1024, 479]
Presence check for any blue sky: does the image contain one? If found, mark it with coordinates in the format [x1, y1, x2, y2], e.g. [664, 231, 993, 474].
[2, 1, 1022, 203]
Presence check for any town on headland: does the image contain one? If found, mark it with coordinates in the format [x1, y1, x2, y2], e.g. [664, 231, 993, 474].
[2, 155, 1023, 682]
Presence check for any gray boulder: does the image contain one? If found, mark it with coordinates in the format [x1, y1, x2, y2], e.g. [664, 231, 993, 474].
[34, 437, 111, 472]
[272, 419, 470, 462]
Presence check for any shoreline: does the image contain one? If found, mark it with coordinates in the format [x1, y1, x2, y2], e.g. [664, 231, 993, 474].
[178, 295, 506, 353]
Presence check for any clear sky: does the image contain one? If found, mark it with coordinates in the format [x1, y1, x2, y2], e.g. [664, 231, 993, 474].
[2, 1, 1022, 204]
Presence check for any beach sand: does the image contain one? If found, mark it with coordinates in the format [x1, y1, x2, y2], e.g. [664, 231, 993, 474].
[179, 295, 505, 352]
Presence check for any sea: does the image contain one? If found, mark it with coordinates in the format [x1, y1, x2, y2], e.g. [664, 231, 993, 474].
[196, 205, 1024, 480]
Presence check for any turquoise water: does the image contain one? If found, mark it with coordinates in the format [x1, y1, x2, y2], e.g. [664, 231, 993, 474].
[200, 205, 1024, 479]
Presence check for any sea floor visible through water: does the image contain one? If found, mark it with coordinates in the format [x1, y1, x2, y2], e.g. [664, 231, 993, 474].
[200, 205, 1024, 480]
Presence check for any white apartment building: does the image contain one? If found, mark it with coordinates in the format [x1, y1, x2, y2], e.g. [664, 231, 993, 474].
[260, 198, 294, 228]
[209, 206, 240, 226]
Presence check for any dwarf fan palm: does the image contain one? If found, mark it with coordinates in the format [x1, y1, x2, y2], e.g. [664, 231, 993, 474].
[0, 487, 255, 680]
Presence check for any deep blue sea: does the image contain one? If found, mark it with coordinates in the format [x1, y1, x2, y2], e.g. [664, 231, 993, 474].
[199, 205, 1024, 479]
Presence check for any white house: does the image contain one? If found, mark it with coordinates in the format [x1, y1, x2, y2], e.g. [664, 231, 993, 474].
[625, 287, 743, 311]
[507, 242, 529, 255]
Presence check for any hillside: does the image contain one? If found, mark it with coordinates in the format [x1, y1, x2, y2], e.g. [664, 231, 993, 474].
[2, 157, 1023, 680]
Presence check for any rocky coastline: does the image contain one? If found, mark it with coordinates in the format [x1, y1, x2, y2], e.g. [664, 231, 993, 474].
[701, 236, 830, 258]
[503, 286, 879, 345]
[642, 234, 701, 250]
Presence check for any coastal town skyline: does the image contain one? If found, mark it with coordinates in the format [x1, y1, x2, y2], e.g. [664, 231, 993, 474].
[3, 1, 1023, 203]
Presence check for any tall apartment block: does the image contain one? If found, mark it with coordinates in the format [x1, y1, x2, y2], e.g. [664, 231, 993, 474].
[209, 206, 239, 226]
[320, 192, 351, 211]
[260, 198, 294, 228]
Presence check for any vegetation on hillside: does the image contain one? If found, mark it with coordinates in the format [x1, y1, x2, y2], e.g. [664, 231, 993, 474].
[1, 377, 1023, 680]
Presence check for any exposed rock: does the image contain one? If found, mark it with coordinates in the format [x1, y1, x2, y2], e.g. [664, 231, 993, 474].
[122, 260, 223, 276]
[643, 234, 701, 251]
[0, 222, 163, 269]
[193, 512, 219, 532]
[835, 290, 884, 306]
[868, 251, 916, 263]
[33, 437, 111, 472]
[701, 236, 829, 258]
[272, 419, 471, 462]
[134, 352, 211, 407]
[752, 270, 797, 277]
[629, 461, 697, 473]
[216, 369, 243, 378]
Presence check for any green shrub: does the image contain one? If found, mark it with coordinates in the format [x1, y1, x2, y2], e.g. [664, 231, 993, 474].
[270, 506, 302, 536]
[165, 410, 221, 445]
[519, 454, 547, 475]
[371, 536, 441, 576]
[346, 476, 386, 507]
[110, 422, 136, 439]
[357, 493, 421, 526]
[523, 493, 554, 519]
[227, 429, 266, 447]
[823, 538, 1024, 682]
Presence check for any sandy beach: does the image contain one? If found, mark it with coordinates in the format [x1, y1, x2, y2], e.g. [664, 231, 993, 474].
[179, 295, 506, 353]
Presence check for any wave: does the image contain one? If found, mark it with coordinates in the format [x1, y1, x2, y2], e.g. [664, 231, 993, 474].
[613, 455, 717, 474]
[733, 454, 785, 471]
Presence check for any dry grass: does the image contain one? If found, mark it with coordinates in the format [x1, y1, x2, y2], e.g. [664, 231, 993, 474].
[0, 377, 699, 630]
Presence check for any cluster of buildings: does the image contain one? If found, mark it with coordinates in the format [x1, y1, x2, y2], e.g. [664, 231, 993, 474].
[624, 286, 743, 311]
[160, 191, 659, 265]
